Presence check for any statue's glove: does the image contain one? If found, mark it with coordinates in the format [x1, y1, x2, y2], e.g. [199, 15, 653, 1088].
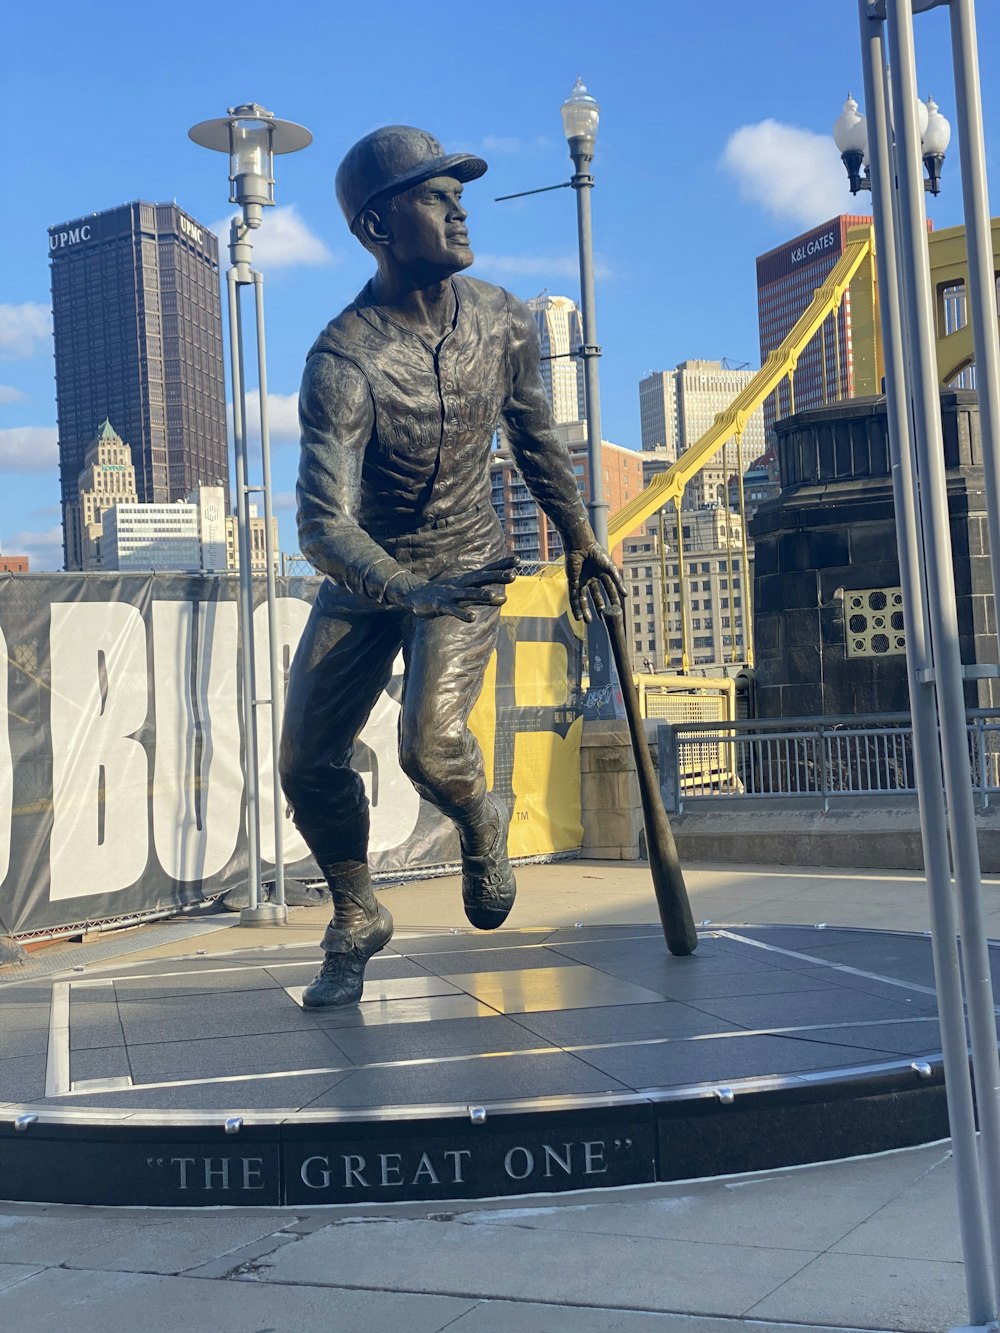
[399, 556, 519, 623]
[565, 542, 627, 623]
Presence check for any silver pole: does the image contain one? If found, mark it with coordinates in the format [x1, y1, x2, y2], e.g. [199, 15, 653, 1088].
[568, 134, 621, 716]
[887, 1, 1000, 1315]
[227, 261, 262, 919]
[859, 5, 992, 1319]
[253, 271, 287, 915]
[949, 0, 1000, 608]
[571, 158, 607, 549]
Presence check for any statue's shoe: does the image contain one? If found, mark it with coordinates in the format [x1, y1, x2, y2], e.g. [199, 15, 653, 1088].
[301, 903, 394, 1008]
[462, 795, 516, 930]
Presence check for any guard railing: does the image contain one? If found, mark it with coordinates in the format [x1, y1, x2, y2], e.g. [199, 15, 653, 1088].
[658, 710, 1000, 814]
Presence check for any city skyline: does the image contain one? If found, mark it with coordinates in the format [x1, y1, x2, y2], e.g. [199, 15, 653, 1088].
[2, 1, 997, 569]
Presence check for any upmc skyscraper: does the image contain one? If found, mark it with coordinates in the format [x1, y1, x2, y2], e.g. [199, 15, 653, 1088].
[48, 201, 229, 569]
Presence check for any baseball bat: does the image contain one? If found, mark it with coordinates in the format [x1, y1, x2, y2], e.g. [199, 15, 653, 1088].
[600, 603, 699, 956]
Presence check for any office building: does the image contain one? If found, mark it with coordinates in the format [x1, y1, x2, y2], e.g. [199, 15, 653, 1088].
[99, 483, 275, 575]
[756, 213, 873, 438]
[0, 556, 28, 574]
[622, 507, 751, 671]
[49, 200, 229, 569]
[69, 419, 139, 570]
[638, 372, 678, 463]
[490, 422, 644, 565]
[638, 362, 767, 509]
[525, 293, 586, 424]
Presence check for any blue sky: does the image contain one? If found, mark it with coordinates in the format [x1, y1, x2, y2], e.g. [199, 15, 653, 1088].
[2, 0, 998, 569]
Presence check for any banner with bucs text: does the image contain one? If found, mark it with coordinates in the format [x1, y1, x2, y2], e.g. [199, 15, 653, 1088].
[0, 571, 583, 937]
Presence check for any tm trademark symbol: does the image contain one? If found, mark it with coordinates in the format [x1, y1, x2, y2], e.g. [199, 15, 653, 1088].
[516, 810, 529, 821]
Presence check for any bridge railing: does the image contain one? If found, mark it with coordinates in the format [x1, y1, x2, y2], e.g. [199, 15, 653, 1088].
[658, 710, 1000, 814]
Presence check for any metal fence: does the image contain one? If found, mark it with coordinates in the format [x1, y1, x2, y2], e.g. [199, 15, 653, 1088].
[658, 710, 1000, 813]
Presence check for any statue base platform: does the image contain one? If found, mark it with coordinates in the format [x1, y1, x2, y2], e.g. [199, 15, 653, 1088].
[0, 924, 966, 1207]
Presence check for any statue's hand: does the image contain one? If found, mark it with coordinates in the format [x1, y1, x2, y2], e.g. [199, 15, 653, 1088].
[401, 556, 519, 623]
[565, 542, 627, 623]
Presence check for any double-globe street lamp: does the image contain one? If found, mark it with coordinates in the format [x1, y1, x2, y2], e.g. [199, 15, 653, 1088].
[189, 104, 312, 926]
[834, 4, 1000, 1324]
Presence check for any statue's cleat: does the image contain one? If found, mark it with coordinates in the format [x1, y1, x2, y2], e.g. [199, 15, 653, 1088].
[462, 796, 516, 930]
[301, 903, 393, 1007]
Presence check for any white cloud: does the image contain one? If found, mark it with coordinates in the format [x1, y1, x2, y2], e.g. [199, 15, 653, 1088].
[0, 385, 27, 404]
[4, 525, 63, 571]
[719, 120, 851, 227]
[0, 425, 58, 473]
[0, 303, 51, 359]
[474, 253, 613, 282]
[228, 390, 299, 446]
[211, 205, 335, 269]
[273, 490, 297, 513]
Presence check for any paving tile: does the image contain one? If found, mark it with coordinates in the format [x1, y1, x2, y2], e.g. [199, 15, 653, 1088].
[789, 1018, 940, 1055]
[303, 1048, 630, 1109]
[576, 1032, 879, 1089]
[126, 1027, 346, 1083]
[67, 1001, 126, 1051]
[403, 948, 577, 975]
[61, 1215, 292, 1274]
[264, 953, 437, 984]
[745, 1250, 967, 1331]
[0, 1264, 43, 1292]
[443, 965, 668, 1013]
[446, 1146, 952, 1253]
[0, 1053, 46, 1101]
[41, 1070, 353, 1111]
[0, 1027, 49, 1058]
[398, 930, 557, 955]
[829, 1151, 962, 1262]
[116, 988, 323, 1044]
[612, 966, 840, 1003]
[550, 939, 786, 980]
[0, 1211, 155, 1265]
[690, 986, 929, 1029]
[70, 1045, 132, 1084]
[0, 1268, 475, 1333]
[445, 1306, 831, 1333]
[256, 1215, 816, 1316]
[509, 1001, 736, 1048]
[329, 1013, 554, 1066]
[306, 994, 500, 1028]
[112, 967, 282, 1002]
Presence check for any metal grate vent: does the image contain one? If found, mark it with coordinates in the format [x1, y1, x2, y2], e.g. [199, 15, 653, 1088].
[845, 587, 906, 658]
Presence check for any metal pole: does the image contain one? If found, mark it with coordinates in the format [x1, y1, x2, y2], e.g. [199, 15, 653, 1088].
[571, 154, 606, 548]
[227, 262, 262, 920]
[252, 271, 287, 917]
[887, 2, 1000, 1316]
[674, 496, 691, 673]
[658, 507, 671, 670]
[569, 137, 621, 717]
[735, 432, 753, 668]
[949, 0, 1000, 612]
[859, 5, 993, 1320]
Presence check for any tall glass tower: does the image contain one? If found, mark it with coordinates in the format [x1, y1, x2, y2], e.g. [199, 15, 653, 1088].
[48, 201, 229, 569]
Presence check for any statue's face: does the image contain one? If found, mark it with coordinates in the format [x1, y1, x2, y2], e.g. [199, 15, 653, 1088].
[387, 174, 473, 278]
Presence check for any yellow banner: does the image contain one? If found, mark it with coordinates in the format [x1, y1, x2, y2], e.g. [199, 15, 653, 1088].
[469, 572, 584, 857]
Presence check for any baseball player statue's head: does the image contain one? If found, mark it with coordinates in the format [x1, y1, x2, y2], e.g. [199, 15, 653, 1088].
[336, 126, 487, 290]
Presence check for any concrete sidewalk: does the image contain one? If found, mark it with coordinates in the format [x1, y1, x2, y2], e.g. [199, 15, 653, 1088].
[1, 858, 996, 1331]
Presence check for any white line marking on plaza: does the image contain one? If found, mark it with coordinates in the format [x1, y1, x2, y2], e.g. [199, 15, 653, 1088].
[44, 983, 71, 1097]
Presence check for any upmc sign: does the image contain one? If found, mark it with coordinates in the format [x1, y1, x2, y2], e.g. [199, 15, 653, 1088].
[48, 223, 93, 250]
[0, 572, 583, 938]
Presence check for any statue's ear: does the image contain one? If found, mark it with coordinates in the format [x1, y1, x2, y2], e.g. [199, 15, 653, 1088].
[358, 207, 392, 250]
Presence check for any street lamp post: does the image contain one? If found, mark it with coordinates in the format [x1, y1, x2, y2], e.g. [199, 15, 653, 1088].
[840, 5, 1000, 1325]
[560, 79, 621, 713]
[189, 104, 312, 926]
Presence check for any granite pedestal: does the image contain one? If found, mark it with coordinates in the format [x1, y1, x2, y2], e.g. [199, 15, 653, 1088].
[0, 923, 975, 1207]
